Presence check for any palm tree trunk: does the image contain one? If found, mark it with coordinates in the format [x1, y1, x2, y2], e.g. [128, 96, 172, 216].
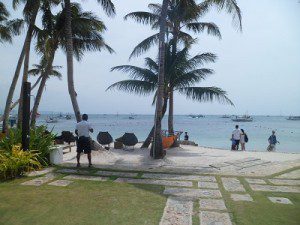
[17, 2, 40, 127]
[64, 0, 81, 122]
[141, 95, 168, 149]
[168, 89, 174, 135]
[0, 75, 43, 123]
[2, 41, 26, 132]
[151, 0, 169, 159]
[31, 47, 57, 127]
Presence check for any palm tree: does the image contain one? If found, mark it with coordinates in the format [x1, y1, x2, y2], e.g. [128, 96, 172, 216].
[107, 44, 233, 153]
[63, 0, 115, 122]
[2, 0, 59, 132]
[29, 59, 62, 127]
[29, 2, 114, 126]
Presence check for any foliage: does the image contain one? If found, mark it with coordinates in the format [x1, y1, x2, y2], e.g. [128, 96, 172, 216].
[0, 126, 55, 165]
[0, 145, 42, 180]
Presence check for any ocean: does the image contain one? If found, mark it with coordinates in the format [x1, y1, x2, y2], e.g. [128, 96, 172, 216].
[36, 115, 300, 153]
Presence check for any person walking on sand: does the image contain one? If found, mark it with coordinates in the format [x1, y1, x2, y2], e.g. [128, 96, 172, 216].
[231, 125, 241, 150]
[75, 114, 93, 167]
[240, 129, 248, 151]
[267, 130, 279, 152]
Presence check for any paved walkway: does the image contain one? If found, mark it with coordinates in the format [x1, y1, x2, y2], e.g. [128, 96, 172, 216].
[23, 165, 300, 225]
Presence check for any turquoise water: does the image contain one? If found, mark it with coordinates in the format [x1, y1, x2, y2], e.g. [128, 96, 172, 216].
[37, 115, 300, 153]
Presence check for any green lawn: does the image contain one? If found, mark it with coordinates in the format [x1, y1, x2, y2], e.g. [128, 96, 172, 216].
[0, 170, 300, 225]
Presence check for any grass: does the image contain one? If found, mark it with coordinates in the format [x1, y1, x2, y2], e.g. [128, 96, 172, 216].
[0, 176, 166, 225]
[0, 168, 299, 225]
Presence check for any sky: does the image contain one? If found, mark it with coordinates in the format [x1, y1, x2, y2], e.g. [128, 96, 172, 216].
[0, 0, 300, 116]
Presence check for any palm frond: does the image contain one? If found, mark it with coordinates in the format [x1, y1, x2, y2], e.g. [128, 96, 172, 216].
[111, 65, 157, 83]
[186, 22, 221, 39]
[96, 0, 116, 17]
[129, 33, 159, 59]
[106, 80, 156, 96]
[173, 68, 214, 88]
[124, 11, 159, 25]
[178, 86, 234, 105]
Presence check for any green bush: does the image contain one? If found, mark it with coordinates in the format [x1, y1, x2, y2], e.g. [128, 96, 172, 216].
[0, 126, 55, 165]
[0, 145, 42, 180]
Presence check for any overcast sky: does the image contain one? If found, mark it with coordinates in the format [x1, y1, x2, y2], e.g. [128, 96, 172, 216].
[0, 0, 300, 115]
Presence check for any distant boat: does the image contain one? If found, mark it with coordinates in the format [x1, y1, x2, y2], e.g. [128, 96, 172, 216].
[46, 116, 58, 123]
[189, 114, 205, 118]
[232, 115, 253, 122]
[65, 115, 72, 120]
[129, 116, 134, 120]
[221, 115, 231, 118]
[287, 116, 300, 121]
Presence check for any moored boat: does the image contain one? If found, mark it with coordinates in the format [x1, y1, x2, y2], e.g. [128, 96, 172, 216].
[287, 116, 300, 121]
[232, 115, 253, 122]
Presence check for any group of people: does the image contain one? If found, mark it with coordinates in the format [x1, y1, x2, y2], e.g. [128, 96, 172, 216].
[231, 125, 280, 151]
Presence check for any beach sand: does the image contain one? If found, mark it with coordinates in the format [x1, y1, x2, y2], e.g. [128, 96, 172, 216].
[62, 144, 300, 177]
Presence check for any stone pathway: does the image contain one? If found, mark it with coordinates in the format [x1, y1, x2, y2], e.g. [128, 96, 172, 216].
[159, 197, 193, 225]
[198, 181, 219, 189]
[27, 167, 55, 177]
[200, 211, 232, 225]
[268, 179, 300, 186]
[199, 199, 227, 211]
[48, 180, 73, 187]
[268, 197, 293, 205]
[56, 169, 90, 175]
[21, 173, 57, 186]
[95, 171, 138, 178]
[231, 194, 253, 202]
[163, 187, 222, 200]
[64, 174, 109, 181]
[221, 177, 246, 192]
[245, 178, 266, 184]
[115, 178, 193, 187]
[142, 173, 216, 182]
[249, 184, 300, 193]
[275, 169, 300, 179]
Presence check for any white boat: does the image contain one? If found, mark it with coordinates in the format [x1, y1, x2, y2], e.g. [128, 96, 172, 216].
[232, 115, 253, 122]
[287, 116, 300, 121]
[46, 117, 58, 123]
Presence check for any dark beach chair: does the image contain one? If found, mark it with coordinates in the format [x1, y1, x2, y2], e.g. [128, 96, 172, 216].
[97, 132, 113, 150]
[117, 133, 138, 151]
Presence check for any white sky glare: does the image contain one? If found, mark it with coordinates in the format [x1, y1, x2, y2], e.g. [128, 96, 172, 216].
[0, 0, 300, 115]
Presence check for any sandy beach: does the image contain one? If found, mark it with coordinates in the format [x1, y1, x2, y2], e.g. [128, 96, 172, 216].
[62, 144, 300, 177]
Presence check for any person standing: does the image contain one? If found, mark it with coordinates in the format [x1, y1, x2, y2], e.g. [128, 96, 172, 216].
[75, 114, 93, 167]
[267, 130, 279, 151]
[240, 129, 248, 151]
[184, 132, 189, 141]
[231, 125, 241, 150]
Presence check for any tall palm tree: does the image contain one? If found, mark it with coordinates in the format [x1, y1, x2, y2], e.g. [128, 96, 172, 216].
[107, 44, 233, 153]
[63, 0, 115, 122]
[29, 2, 114, 126]
[2, 0, 59, 132]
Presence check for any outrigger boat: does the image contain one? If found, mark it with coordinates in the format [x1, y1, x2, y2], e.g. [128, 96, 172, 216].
[232, 115, 253, 122]
[46, 116, 58, 123]
[287, 116, 300, 121]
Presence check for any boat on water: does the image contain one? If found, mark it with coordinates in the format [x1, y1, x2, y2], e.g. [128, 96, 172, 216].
[221, 115, 231, 118]
[232, 115, 253, 122]
[65, 115, 72, 120]
[46, 116, 58, 123]
[287, 116, 300, 121]
[189, 114, 205, 118]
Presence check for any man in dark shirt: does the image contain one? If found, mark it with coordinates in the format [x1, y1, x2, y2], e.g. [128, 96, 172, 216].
[184, 132, 189, 141]
[267, 130, 279, 151]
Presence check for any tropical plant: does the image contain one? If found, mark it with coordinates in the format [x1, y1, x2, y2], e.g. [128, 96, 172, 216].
[0, 145, 42, 180]
[63, 0, 115, 122]
[108, 43, 233, 152]
[29, 2, 114, 126]
[0, 126, 55, 165]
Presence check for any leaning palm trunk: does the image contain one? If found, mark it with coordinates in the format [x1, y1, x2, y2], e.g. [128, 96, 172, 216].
[2, 42, 26, 132]
[141, 95, 168, 149]
[30, 48, 57, 127]
[151, 0, 169, 158]
[0, 75, 42, 123]
[17, 2, 40, 127]
[64, 0, 81, 122]
[168, 89, 174, 135]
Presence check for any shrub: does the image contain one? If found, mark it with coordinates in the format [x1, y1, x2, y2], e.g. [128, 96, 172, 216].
[0, 145, 42, 180]
[0, 126, 55, 165]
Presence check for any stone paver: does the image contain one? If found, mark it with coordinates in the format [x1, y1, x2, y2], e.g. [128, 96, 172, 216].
[200, 211, 232, 225]
[250, 184, 300, 193]
[199, 199, 227, 211]
[269, 179, 300, 186]
[164, 187, 222, 200]
[21, 173, 57, 186]
[64, 174, 109, 181]
[245, 178, 266, 184]
[56, 169, 90, 175]
[115, 178, 193, 187]
[27, 167, 55, 177]
[95, 171, 138, 178]
[221, 177, 246, 192]
[275, 169, 300, 179]
[268, 197, 293, 205]
[48, 180, 73, 187]
[142, 173, 216, 182]
[231, 194, 253, 202]
[159, 197, 193, 225]
[198, 182, 219, 189]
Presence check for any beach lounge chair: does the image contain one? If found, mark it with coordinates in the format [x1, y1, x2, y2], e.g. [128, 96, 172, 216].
[162, 135, 177, 149]
[116, 133, 138, 150]
[97, 132, 113, 149]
